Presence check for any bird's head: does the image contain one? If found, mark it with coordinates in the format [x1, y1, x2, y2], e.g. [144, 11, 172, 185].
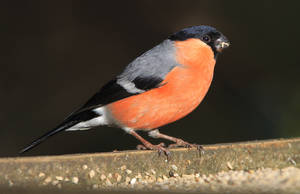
[169, 25, 230, 59]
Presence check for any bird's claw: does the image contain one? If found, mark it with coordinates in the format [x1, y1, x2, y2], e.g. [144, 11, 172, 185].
[136, 142, 170, 159]
[156, 145, 171, 160]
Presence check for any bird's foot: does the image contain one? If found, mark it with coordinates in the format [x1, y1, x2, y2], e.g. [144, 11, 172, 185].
[137, 142, 170, 158]
[148, 129, 204, 153]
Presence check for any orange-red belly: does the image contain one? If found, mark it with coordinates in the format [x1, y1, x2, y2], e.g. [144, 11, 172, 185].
[107, 39, 216, 130]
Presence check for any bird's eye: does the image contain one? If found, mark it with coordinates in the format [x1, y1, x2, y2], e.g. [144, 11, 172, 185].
[202, 35, 211, 43]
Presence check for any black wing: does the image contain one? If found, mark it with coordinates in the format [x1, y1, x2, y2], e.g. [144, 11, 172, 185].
[80, 79, 135, 110]
[19, 39, 179, 153]
[76, 76, 164, 113]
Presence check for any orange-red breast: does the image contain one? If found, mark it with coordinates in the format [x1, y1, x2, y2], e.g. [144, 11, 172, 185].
[20, 25, 230, 155]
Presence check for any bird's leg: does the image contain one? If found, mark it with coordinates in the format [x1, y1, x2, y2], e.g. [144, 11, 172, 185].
[148, 129, 203, 150]
[127, 129, 170, 157]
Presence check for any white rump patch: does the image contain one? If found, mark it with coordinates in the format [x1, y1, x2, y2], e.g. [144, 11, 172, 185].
[66, 107, 110, 131]
[66, 116, 107, 131]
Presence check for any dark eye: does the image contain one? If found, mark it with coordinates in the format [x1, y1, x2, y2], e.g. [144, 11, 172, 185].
[202, 35, 211, 43]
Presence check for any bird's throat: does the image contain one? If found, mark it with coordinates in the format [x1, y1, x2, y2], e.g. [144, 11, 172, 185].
[174, 38, 215, 70]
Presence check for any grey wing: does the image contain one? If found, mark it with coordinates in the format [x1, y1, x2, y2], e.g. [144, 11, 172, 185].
[75, 39, 179, 113]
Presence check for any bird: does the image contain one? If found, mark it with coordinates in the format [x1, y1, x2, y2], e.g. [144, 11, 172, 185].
[20, 25, 230, 155]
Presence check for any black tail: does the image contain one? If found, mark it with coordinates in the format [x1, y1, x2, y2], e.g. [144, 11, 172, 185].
[19, 121, 77, 154]
[19, 108, 101, 154]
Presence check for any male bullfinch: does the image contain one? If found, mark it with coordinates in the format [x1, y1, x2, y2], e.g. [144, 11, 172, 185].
[20, 25, 230, 155]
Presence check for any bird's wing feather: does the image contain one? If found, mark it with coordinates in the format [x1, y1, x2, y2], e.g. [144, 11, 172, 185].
[19, 40, 178, 153]
[73, 76, 165, 115]
[72, 39, 178, 115]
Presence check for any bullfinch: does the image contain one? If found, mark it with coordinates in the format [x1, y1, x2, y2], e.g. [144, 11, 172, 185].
[20, 25, 230, 155]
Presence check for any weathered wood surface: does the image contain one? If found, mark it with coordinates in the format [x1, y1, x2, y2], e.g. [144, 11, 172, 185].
[1, 138, 300, 193]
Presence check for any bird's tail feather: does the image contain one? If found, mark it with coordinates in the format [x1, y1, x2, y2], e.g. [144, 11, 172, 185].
[19, 121, 78, 154]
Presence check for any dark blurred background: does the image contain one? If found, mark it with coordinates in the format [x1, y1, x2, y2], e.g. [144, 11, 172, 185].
[2, 1, 300, 157]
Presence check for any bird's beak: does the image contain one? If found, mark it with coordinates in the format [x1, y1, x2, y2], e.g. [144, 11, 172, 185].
[215, 36, 230, 52]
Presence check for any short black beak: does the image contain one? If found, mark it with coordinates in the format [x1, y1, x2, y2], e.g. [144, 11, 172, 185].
[215, 36, 230, 52]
